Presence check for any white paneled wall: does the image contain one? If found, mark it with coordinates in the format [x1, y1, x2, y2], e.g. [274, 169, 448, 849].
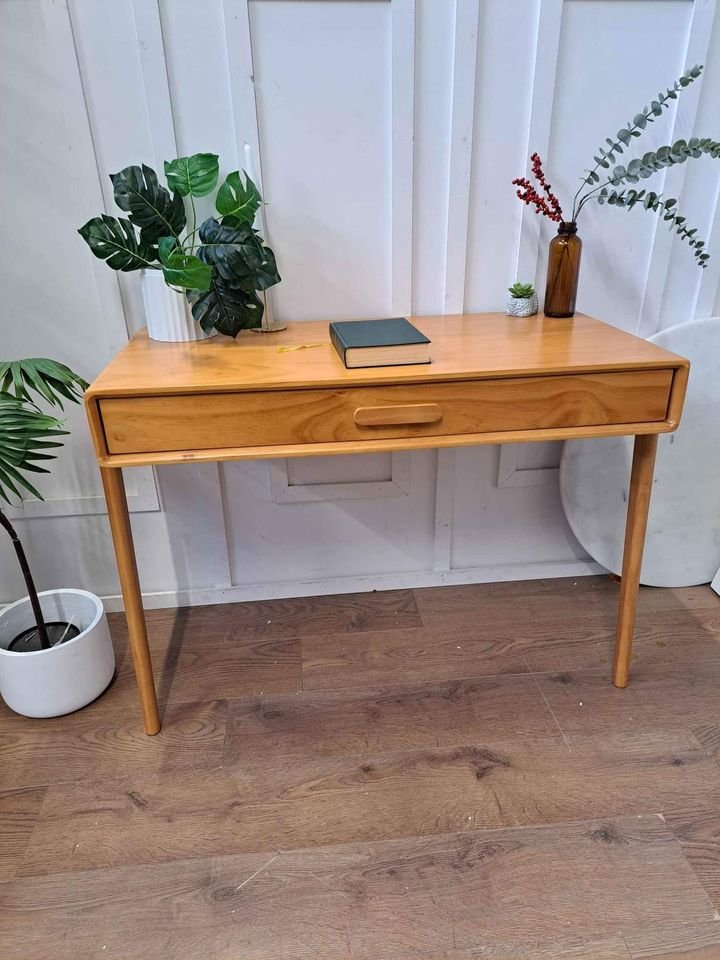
[1, 0, 718, 609]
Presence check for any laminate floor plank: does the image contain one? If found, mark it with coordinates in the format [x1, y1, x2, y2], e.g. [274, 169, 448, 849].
[624, 921, 720, 959]
[17, 729, 720, 877]
[3, 577, 720, 959]
[692, 722, 720, 760]
[107, 588, 422, 647]
[0, 815, 712, 960]
[521, 610, 720, 674]
[0, 787, 46, 883]
[534, 662, 720, 739]
[302, 624, 529, 692]
[224, 675, 561, 764]
[376, 935, 632, 959]
[0, 699, 226, 790]
[413, 577, 720, 627]
[111, 635, 302, 706]
[664, 803, 720, 910]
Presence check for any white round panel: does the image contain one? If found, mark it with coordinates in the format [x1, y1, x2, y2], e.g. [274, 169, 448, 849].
[560, 317, 720, 587]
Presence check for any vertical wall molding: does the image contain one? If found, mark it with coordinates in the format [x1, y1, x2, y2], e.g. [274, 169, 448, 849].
[268, 453, 412, 504]
[38, 0, 160, 516]
[637, 0, 718, 336]
[514, 0, 564, 286]
[390, 0, 416, 315]
[443, 0, 480, 314]
[496, 446, 559, 489]
[432, 449, 455, 572]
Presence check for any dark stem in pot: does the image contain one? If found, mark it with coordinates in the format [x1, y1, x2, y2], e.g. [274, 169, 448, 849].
[0, 508, 51, 650]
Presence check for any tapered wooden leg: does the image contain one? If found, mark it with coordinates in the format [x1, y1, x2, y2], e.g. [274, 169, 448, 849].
[101, 466, 160, 734]
[613, 433, 659, 688]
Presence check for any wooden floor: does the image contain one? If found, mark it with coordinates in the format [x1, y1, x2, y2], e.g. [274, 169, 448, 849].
[2, 576, 720, 959]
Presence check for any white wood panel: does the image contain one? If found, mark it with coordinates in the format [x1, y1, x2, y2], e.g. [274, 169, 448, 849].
[220, 0, 435, 587]
[465, 0, 537, 311]
[1, 0, 715, 610]
[224, 453, 436, 583]
[660, 0, 720, 324]
[0, 0, 156, 515]
[638, 0, 717, 335]
[268, 453, 411, 503]
[412, 0, 454, 315]
[450, 447, 591, 570]
[443, 0, 480, 314]
[548, 0, 693, 333]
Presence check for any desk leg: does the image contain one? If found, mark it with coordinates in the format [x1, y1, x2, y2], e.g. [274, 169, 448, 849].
[101, 466, 160, 735]
[613, 434, 658, 688]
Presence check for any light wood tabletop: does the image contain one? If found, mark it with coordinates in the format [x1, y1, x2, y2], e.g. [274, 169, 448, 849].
[86, 313, 690, 734]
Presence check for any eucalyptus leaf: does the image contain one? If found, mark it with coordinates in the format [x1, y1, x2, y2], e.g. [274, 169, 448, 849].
[164, 153, 219, 198]
[110, 164, 186, 242]
[78, 215, 156, 272]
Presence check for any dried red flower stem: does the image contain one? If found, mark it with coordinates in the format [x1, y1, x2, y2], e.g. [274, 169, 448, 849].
[512, 152, 564, 222]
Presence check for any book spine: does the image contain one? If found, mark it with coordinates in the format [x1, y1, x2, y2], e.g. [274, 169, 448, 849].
[329, 324, 349, 367]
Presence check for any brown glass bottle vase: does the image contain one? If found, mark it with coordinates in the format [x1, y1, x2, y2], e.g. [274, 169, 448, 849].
[544, 221, 582, 318]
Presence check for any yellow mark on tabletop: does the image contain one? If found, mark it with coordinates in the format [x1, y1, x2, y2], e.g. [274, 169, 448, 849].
[277, 343, 327, 353]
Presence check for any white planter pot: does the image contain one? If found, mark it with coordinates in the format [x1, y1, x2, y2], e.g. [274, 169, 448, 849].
[140, 269, 213, 342]
[0, 589, 115, 718]
[506, 293, 539, 317]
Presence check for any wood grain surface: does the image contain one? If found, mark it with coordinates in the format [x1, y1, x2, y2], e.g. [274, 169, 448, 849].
[2, 576, 720, 958]
[85, 314, 688, 397]
[99, 369, 672, 455]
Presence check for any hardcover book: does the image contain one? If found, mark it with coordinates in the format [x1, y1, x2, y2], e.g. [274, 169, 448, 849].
[329, 317, 431, 369]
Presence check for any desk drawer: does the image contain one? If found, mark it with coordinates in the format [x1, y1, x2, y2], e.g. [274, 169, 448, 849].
[99, 370, 672, 454]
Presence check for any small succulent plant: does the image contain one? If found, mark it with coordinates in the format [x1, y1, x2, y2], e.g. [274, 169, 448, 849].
[508, 282, 535, 299]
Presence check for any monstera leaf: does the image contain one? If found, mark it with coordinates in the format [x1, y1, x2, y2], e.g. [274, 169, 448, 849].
[164, 153, 219, 198]
[196, 218, 280, 287]
[216, 170, 261, 223]
[253, 242, 281, 290]
[189, 277, 264, 337]
[195, 217, 263, 280]
[157, 237, 212, 290]
[78, 215, 156, 271]
[110, 164, 186, 242]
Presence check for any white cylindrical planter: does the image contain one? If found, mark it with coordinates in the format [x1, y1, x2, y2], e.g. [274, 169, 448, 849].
[140, 269, 213, 342]
[0, 589, 115, 718]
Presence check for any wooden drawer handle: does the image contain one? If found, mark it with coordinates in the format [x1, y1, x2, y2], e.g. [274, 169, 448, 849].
[354, 403, 443, 427]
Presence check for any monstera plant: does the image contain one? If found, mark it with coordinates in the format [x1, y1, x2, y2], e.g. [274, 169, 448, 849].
[78, 153, 281, 337]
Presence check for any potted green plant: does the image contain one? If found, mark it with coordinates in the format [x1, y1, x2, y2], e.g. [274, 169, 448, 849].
[0, 360, 115, 718]
[506, 281, 538, 317]
[78, 153, 281, 341]
[513, 64, 714, 317]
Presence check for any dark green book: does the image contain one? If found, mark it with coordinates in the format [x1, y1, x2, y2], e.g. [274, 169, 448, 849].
[329, 317, 431, 369]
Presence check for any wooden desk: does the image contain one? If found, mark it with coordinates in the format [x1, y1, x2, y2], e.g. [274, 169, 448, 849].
[85, 313, 689, 735]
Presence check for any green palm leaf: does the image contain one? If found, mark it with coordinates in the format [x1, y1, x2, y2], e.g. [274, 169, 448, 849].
[0, 359, 88, 410]
[0, 392, 67, 504]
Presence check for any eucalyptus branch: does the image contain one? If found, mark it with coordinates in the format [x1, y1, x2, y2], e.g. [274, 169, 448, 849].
[607, 136, 720, 189]
[572, 64, 703, 220]
[595, 186, 709, 267]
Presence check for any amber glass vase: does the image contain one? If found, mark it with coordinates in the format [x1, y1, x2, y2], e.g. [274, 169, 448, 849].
[544, 221, 582, 318]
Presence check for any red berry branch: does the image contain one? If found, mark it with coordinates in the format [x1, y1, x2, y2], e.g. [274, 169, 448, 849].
[512, 152, 563, 222]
